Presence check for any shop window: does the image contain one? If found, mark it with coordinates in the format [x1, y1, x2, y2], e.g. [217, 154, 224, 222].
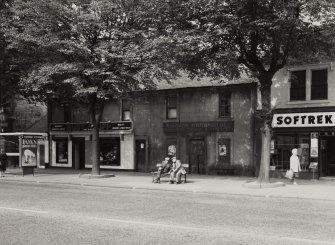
[219, 92, 231, 117]
[99, 138, 120, 166]
[311, 69, 328, 100]
[122, 100, 131, 121]
[166, 138, 177, 157]
[56, 140, 68, 164]
[290, 70, 306, 101]
[272, 133, 310, 172]
[166, 96, 177, 119]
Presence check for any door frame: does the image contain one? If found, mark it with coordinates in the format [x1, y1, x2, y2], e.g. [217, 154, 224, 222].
[188, 137, 207, 174]
[135, 136, 149, 171]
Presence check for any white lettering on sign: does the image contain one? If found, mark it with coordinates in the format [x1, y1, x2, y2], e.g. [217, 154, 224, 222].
[272, 112, 335, 128]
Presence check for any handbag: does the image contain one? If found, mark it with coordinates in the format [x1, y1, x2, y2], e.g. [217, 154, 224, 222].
[285, 170, 294, 179]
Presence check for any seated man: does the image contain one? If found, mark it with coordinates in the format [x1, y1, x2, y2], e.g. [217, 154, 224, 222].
[169, 159, 186, 184]
[154, 157, 173, 183]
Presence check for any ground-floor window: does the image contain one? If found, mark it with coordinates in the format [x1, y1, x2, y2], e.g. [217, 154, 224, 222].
[99, 138, 120, 166]
[272, 133, 310, 171]
[56, 139, 68, 164]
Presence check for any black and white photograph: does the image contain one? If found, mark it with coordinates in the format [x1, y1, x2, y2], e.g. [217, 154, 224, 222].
[1, 0, 335, 244]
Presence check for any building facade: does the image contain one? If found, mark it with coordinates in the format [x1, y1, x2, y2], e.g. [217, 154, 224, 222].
[271, 61, 335, 178]
[49, 78, 258, 175]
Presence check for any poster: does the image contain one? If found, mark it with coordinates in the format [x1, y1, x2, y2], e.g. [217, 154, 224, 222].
[219, 144, 227, 156]
[310, 133, 318, 158]
[21, 136, 38, 167]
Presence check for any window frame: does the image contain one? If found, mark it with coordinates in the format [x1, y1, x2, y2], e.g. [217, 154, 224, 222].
[311, 68, 328, 100]
[166, 96, 178, 120]
[121, 99, 131, 121]
[219, 92, 231, 118]
[289, 70, 306, 101]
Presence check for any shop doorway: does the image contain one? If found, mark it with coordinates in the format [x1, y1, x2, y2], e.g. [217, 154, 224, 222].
[72, 138, 85, 170]
[189, 139, 206, 174]
[320, 136, 335, 176]
[135, 140, 146, 172]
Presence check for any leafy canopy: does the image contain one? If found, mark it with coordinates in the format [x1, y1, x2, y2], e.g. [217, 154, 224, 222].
[152, 0, 335, 82]
[7, 0, 160, 106]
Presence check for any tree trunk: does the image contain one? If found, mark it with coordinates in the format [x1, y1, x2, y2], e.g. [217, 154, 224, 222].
[91, 121, 100, 175]
[89, 101, 104, 176]
[257, 80, 272, 183]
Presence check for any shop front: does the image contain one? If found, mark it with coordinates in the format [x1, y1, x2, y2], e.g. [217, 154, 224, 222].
[272, 110, 335, 178]
[163, 121, 238, 175]
[50, 121, 134, 170]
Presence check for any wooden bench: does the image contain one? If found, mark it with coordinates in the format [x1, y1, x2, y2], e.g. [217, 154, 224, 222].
[151, 163, 189, 183]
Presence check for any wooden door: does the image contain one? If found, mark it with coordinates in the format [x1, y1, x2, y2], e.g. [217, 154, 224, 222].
[189, 139, 206, 174]
[135, 140, 146, 172]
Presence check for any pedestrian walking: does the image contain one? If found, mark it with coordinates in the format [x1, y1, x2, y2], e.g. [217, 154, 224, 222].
[0, 148, 8, 177]
[290, 148, 301, 185]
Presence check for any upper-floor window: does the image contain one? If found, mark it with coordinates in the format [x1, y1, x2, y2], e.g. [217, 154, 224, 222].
[219, 92, 231, 117]
[290, 70, 306, 101]
[122, 100, 131, 121]
[166, 96, 177, 119]
[311, 69, 328, 100]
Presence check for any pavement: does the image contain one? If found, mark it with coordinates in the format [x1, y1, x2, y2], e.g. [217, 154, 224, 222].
[1, 167, 335, 201]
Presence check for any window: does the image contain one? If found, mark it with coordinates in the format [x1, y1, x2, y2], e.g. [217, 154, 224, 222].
[311, 69, 328, 100]
[56, 140, 68, 164]
[290, 70, 306, 101]
[122, 100, 131, 121]
[166, 96, 177, 119]
[271, 133, 310, 171]
[219, 92, 231, 117]
[99, 138, 120, 166]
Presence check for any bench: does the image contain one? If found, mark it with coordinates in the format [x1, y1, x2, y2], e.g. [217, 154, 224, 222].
[151, 163, 189, 183]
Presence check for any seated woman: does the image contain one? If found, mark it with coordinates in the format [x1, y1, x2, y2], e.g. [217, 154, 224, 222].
[169, 159, 186, 184]
[154, 157, 173, 183]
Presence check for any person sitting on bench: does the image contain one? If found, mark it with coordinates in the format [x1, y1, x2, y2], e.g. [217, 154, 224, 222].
[154, 156, 173, 183]
[170, 159, 186, 184]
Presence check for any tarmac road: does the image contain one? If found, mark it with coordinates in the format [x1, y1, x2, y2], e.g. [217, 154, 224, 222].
[0, 181, 335, 245]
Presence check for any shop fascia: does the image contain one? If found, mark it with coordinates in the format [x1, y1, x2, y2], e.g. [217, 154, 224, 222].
[272, 112, 335, 128]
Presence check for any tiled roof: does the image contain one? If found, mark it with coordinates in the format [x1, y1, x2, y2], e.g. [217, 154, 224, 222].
[155, 73, 256, 90]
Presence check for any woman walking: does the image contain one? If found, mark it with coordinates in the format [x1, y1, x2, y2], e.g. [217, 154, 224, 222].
[290, 148, 301, 185]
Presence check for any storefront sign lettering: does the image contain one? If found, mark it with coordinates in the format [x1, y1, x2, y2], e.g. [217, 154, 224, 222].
[272, 112, 335, 128]
[164, 121, 234, 133]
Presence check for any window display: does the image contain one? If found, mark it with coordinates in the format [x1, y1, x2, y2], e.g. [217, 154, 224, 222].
[272, 133, 310, 171]
[99, 138, 120, 166]
[56, 141, 68, 163]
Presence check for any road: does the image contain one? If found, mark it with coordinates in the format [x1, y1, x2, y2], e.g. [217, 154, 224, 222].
[0, 181, 334, 245]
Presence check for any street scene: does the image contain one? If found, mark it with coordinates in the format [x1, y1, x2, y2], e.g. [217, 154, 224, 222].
[1, 0, 335, 244]
[1, 170, 335, 245]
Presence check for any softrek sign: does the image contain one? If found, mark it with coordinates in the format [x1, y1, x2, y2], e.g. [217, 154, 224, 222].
[272, 112, 335, 128]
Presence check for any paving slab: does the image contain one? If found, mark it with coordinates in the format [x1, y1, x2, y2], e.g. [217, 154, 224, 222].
[1, 168, 335, 201]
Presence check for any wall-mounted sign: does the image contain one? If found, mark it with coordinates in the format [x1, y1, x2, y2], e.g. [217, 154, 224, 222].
[272, 112, 335, 128]
[100, 121, 132, 131]
[164, 121, 234, 133]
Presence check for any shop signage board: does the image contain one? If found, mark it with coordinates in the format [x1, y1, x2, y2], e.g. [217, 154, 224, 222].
[164, 121, 234, 133]
[272, 112, 335, 128]
[100, 121, 132, 131]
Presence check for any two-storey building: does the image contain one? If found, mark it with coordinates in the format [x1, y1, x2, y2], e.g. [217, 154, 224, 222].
[49, 77, 258, 175]
[271, 61, 335, 178]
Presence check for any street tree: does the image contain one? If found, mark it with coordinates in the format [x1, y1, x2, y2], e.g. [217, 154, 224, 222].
[7, 0, 160, 175]
[153, 0, 335, 183]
